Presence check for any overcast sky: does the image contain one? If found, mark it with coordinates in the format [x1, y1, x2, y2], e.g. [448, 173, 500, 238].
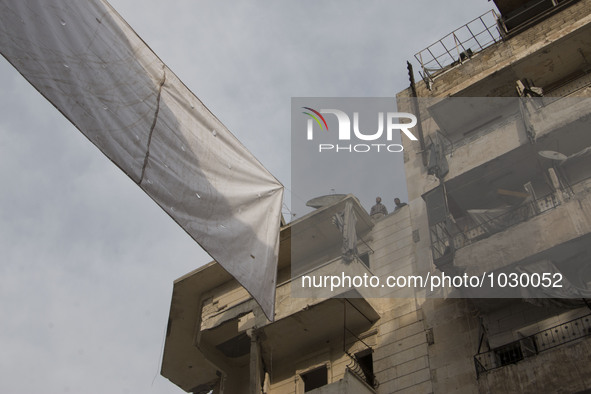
[0, 1, 495, 393]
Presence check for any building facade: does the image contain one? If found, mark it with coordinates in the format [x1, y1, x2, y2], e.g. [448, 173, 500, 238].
[162, 1, 591, 392]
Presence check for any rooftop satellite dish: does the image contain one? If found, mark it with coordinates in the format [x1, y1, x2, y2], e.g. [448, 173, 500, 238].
[538, 150, 567, 161]
[306, 194, 347, 209]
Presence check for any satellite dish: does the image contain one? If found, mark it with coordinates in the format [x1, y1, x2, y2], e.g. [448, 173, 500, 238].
[306, 194, 347, 209]
[538, 150, 567, 161]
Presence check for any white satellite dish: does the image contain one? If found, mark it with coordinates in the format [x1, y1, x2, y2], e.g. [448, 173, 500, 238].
[538, 150, 567, 161]
[306, 194, 347, 209]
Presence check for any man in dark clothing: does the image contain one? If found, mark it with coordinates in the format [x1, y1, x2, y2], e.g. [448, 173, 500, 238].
[369, 197, 388, 219]
[394, 197, 408, 211]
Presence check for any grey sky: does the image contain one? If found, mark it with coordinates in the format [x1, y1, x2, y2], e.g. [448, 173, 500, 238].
[0, 1, 495, 393]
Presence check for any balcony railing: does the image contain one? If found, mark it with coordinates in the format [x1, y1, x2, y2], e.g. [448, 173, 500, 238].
[474, 313, 591, 377]
[346, 352, 379, 390]
[414, 10, 503, 84]
[453, 192, 560, 250]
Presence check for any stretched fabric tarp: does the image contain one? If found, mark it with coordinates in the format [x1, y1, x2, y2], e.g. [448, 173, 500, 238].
[0, 0, 283, 320]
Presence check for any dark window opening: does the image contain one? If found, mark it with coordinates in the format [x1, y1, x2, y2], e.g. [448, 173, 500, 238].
[355, 350, 376, 387]
[359, 252, 370, 268]
[301, 365, 327, 392]
[422, 185, 455, 269]
[215, 333, 250, 358]
[495, 342, 523, 366]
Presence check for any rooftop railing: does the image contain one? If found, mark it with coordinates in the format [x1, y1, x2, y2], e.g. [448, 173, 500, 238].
[414, 10, 503, 84]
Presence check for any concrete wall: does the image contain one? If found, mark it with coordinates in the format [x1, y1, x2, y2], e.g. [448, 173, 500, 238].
[422, 298, 480, 394]
[373, 301, 432, 393]
[308, 369, 375, 394]
[366, 209, 433, 393]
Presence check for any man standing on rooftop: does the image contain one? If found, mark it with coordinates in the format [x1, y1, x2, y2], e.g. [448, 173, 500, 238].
[394, 197, 408, 211]
[370, 196, 388, 219]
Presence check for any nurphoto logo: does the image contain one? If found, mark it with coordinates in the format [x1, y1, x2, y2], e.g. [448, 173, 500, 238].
[302, 107, 418, 153]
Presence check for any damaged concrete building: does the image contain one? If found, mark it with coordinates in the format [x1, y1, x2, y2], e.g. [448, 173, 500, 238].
[161, 0, 591, 392]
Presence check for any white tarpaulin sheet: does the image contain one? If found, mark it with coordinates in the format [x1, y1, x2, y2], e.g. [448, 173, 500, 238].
[0, 0, 283, 320]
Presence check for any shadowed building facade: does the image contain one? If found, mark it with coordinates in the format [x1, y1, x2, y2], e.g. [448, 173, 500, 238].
[162, 1, 591, 392]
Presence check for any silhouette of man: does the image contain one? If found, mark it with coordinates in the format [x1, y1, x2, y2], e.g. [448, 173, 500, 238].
[370, 197, 388, 218]
[394, 197, 408, 211]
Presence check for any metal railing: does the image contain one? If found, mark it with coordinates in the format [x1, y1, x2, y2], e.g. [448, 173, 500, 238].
[453, 192, 560, 250]
[345, 351, 379, 389]
[474, 313, 591, 377]
[414, 10, 503, 83]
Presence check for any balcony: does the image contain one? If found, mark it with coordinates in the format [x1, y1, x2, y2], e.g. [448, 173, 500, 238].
[440, 106, 591, 237]
[198, 251, 381, 367]
[415, 96, 591, 182]
[452, 191, 560, 250]
[423, 120, 591, 283]
[174, 195, 380, 393]
[474, 313, 591, 377]
[200, 254, 380, 333]
[161, 195, 379, 392]
[452, 178, 591, 279]
[199, 195, 377, 332]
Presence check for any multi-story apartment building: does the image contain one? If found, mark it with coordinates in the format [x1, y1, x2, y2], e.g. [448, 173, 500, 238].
[161, 0, 591, 392]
